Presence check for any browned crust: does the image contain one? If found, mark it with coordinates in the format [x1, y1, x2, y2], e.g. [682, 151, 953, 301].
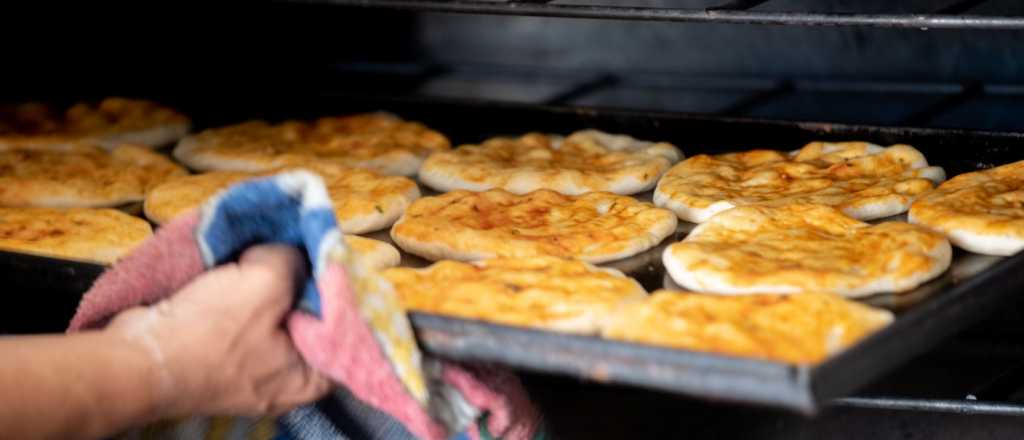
[0, 98, 190, 148]
[909, 160, 1024, 254]
[603, 290, 893, 364]
[174, 113, 450, 176]
[144, 162, 419, 233]
[419, 130, 681, 195]
[390, 189, 676, 263]
[0, 144, 186, 208]
[383, 256, 647, 334]
[0, 207, 152, 264]
[663, 204, 951, 297]
[654, 142, 943, 222]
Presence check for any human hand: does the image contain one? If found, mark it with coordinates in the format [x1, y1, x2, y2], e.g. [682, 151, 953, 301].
[105, 244, 331, 418]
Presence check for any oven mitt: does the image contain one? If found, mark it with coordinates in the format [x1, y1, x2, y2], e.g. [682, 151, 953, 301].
[67, 171, 543, 440]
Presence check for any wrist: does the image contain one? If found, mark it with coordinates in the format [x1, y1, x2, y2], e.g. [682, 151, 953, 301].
[102, 317, 180, 422]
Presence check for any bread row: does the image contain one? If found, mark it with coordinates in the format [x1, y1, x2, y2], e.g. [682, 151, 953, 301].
[2, 98, 1019, 255]
[2, 97, 1021, 365]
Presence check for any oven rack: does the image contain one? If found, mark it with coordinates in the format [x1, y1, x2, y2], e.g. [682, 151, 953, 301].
[325, 62, 1024, 132]
[285, 0, 1024, 30]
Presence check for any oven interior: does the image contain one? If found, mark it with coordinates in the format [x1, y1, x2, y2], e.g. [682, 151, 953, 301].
[6, 1, 1024, 438]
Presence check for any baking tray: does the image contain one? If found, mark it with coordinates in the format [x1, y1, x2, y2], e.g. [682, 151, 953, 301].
[4, 96, 1024, 413]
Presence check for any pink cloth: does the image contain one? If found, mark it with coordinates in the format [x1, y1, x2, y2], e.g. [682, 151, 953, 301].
[288, 263, 448, 439]
[69, 213, 204, 331]
[444, 365, 542, 439]
[67, 212, 539, 440]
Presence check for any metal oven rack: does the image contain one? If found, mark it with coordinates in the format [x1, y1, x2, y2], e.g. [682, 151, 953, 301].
[290, 0, 1024, 29]
[326, 63, 1024, 133]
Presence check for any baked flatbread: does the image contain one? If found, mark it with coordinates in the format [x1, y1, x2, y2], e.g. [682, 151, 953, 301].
[909, 160, 1024, 256]
[603, 290, 893, 364]
[144, 163, 419, 233]
[0, 144, 187, 208]
[419, 130, 682, 195]
[654, 141, 945, 222]
[663, 204, 951, 298]
[390, 189, 677, 263]
[345, 235, 400, 270]
[382, 256, 647, 334]
[0, 207, 152, 264]
[0, 98, 190, 150]
[173, 112, 450, 176]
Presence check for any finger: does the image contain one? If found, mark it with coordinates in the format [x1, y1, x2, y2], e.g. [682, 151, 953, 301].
[267, 366, 333, 416]
[238, 244, 308, 309]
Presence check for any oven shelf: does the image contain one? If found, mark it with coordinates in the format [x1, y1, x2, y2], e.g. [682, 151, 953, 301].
[289, 0, 1024, 29]
[326, 62, 1024, 131]
[832, 397, 1024, 416]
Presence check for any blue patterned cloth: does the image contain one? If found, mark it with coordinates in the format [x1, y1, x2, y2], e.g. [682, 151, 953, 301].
[195, 174, 338, 317]
[196, 171, 426, 440]
[191, 171, 529, 440]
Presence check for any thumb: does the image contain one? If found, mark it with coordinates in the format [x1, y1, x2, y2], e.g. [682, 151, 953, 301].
[238, 244, 307, 277]
[237, 244, 309, 310]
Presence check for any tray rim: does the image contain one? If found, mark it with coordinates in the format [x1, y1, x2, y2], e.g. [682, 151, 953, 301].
[409, 312, 816, 412]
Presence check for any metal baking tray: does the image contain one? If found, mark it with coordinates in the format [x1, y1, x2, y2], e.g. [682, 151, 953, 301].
[4, 96, 1024, 413]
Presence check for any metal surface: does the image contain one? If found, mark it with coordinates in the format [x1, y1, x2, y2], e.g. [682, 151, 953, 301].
[5, 96, 1024, 413]
[832, 397, 1024, 417]
[0, 250, 105, 334]
[289, 0, 1024, 29]
[410, 312, 813, 410]
[327, 61, 1024, 130]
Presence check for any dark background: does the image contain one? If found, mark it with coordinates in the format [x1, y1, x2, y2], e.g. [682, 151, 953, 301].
[4, 1, 1024, 131]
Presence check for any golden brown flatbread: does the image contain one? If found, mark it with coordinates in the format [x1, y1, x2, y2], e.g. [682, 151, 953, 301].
[0, 144, 187, 208]
[390, 189, 676, 263]
[654, 141, 944, 222]
[144, 163, 419, 233]
[0, 207, 152, 264]
[603, 290, 893, 364]
[909, 160, 1024, 256]
[663, 204, 951, 298]
[382, 256, 647, 334]
[345, 235, 400, 270]
[0, 98, 190, 149]
[173, 112, 450, 176]
[419, 130, 682, 195]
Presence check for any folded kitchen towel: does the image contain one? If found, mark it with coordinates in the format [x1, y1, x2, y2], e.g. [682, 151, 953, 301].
[67, 171, 542, 440]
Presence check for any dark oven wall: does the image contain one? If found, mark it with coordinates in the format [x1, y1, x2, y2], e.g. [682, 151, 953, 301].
[4, 1, 1024, 132]
[404, 0, 1024, 131]
[2, 3, 417, 126]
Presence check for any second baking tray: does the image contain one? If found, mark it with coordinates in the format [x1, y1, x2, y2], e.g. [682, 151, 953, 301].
[4, 96, 1024, 413]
